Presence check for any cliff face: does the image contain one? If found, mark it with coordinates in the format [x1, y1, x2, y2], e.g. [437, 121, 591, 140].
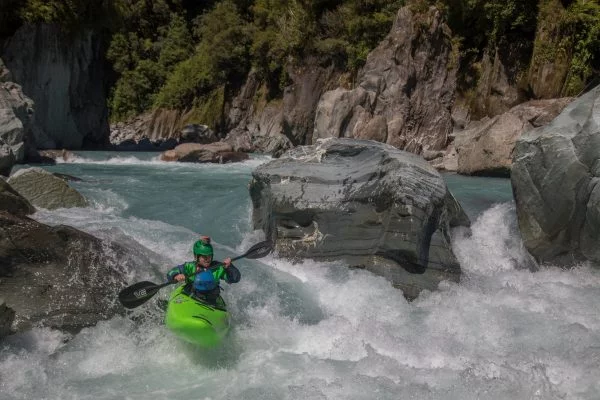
[0, 57, 35, 174]
[313, 7, 456, 154]
[1, 24, 109, 150]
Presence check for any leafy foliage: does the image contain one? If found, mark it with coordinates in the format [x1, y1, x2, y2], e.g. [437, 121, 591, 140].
[7, 0, 597, 124]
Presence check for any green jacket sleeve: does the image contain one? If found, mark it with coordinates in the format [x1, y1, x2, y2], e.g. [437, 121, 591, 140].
[166, 262, 197, 283]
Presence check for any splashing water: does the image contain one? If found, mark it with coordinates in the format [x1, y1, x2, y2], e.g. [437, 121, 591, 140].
[2, 152, 599, 400]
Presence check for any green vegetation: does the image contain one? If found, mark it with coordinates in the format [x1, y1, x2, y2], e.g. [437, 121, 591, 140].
[1, 0, 598, 125]
[559, 0, 600, 94]
[106, 0, 405, 124]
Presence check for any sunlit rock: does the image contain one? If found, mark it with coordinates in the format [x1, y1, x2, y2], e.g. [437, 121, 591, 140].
[160, 142, 249, 163]
[250, 138, 470, 298]
[455, 98, 572, 177]
[7, 167, 87, 209]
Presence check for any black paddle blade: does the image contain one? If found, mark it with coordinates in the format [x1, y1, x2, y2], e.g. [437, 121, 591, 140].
[118, 281, 166, 309]
[238, 240, 274, 260]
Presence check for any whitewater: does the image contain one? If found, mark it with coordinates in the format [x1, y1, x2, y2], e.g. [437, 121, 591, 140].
[1, 152, 599, 400]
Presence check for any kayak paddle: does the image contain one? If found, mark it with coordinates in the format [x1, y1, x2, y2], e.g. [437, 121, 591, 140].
[117, 240, 274, 309]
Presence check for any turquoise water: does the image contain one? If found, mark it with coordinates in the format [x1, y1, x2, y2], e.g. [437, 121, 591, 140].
[2, 152, 599, 400]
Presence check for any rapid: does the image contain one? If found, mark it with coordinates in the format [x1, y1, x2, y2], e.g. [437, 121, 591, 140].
[1, 152, 599, 400]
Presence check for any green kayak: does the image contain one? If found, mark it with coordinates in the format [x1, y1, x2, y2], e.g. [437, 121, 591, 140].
[164, 286, 230, 347]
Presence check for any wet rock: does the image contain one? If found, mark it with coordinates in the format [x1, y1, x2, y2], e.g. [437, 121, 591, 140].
[0, 211, 128, 334]
[250, 138, 470, 299]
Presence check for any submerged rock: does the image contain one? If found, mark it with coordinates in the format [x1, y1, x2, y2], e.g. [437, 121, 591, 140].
[7, 167, 87, 209]
[250, 138, 470, 298]
[512, 85, 600, 265]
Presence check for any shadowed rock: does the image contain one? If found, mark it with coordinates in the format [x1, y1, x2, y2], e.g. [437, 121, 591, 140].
[250, 138, 470, 298]
[160, 142, 249, 163]
[512, 85, 600, 265]
[0, 299, 15, 339]
[0, 211, 129, 334]
[7, 167, 87, 209]
[0, 178, 35, 216]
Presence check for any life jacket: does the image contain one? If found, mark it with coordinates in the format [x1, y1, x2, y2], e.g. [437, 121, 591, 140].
[193, 270, 217, 293]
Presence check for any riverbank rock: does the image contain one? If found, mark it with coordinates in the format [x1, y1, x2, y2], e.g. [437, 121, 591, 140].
[455, 98, 572, 177]
[7, 167, 87, 209]
[160, 142, 249, 163]
[0, 211, 128, 334]
[512, 85, 600, 264]
[0, 299, 15, 339]
[312, 6, 456, 154]
[250, 138, 470, 299]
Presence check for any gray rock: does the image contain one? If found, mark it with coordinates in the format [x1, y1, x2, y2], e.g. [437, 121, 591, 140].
[0, 178, 35, 216]
[456, 98, 572, 177]
[0, 211, 128, 334]
[2, 24, 109, 149]
[0, 68, 35, 163]
[7, 167, 87, 209]
[511, 85, 600, 264]
[250, 138, 470, 299]
[313, 6, 456, 154]
[160, 142, 249, 163]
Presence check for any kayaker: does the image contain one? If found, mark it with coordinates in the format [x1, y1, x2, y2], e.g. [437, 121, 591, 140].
[166, 237, 241, 305]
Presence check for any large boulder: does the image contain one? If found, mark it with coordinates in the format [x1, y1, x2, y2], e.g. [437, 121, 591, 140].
[7, 167, 87, 209]
[313, 6, 456, 154]
[0, 211, 128, 333]
[250, 138, 470, 298]
[511, 85, 600, 264]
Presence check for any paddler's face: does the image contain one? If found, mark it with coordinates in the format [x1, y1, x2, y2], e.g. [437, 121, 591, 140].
[196, 254, 212, 269]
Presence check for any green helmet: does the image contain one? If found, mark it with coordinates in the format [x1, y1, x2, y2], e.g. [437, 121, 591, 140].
[193, 240, 213, 257]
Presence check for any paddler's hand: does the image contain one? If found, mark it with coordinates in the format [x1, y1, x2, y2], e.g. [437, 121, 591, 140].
[223, 257, 232, 268]
[174, 273, 185, 282]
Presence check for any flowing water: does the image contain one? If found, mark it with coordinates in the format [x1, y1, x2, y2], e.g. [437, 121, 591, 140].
[1, 152, 599, 400]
